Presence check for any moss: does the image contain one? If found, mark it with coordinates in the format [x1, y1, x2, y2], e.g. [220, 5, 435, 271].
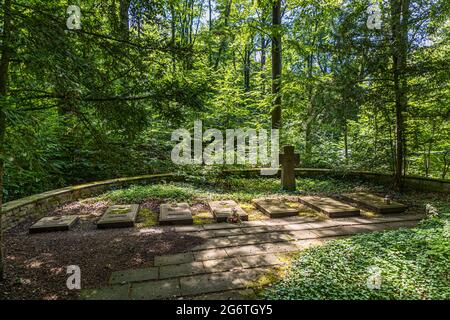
[193, 210, 214, 225]
[136, 208, 158, 228]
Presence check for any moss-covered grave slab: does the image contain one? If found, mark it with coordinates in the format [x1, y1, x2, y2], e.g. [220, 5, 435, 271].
[97, 204, 139, 229]
[208, 200, 249, 222]
[340, 192, 408, 214]
[29, 215, 79, 234]
[252, 199, 299, 218]
[299, 196, 360, 218]
[159, 203, 193, 226]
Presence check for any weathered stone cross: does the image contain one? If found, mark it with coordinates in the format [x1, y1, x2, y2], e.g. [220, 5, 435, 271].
[279, 145, 300, 191]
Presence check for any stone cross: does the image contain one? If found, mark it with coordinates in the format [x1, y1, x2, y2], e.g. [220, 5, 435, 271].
[279, 145, 300, 191]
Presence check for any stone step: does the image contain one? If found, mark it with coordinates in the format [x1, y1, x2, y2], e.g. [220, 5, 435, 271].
[182, 217, 424, 251]
[174, 214, 425, 239]
[110, 252, 287, 285]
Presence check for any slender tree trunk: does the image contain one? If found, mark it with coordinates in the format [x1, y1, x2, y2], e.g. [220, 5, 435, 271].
[119, 0, 131, 41]
[260, 6, 267, 95]
[304, 120, 312, 164]
[170, 2, 177, 72]
[0, 0, 13, 280]
[344, 118, 349, 163]
[390, 0, 410, 191]
[442, 151, 449, 179]
[261, 35, 267, 94]
[208, 0, 212, 65]
[271, 0, 282, 129]
[214, 0, 232, 70]
[243, 39, 252, 91]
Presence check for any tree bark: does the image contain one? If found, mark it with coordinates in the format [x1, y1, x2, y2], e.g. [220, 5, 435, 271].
[271, 0, 282, 129]
[0, 0, 13, 280]
[119, 0, 131, 41]
[214, 0, 232, 70]
[390, 0, 410, 191]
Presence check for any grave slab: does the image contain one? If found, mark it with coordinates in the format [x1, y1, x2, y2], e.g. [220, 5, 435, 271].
[97, 204, 139, 229]
[299, 196, 360, 218]
[29, 215, 79, 234]
[253, 198, 299, 218]
[340, 192, 408, 214]
[208, 200, 249, 222]
[159, 203, 193, 226]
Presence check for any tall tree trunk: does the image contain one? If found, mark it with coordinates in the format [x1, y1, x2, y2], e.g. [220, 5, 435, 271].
[261, 34, 267, 94]
[304, 120, 312, 164]
[208, 0, 213, 65]
[260, 6, 267, 95]
[0, 0, 13, 280]
[344, 118, 349, 163]
[271, 0, 282, 129]
[214, 0, 232, 70]
[243, 40, 252, 91]
[119, 0, 131, 41]
[390, 0, 410, 191]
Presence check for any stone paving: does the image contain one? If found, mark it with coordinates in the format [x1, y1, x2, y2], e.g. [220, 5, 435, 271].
[81, 213, 424, 300]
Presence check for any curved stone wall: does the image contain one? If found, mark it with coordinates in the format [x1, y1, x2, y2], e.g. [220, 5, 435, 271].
[1, 173, 177, 231]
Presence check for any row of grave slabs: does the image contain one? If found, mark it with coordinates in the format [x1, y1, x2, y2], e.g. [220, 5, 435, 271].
[28, 193, 408, 234]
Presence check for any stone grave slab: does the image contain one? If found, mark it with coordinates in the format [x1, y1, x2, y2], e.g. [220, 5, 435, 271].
[29, 215, 79, 234]
[97, 204, 139, 229]
[299, 196, 360, 218]
[252, 198, 299, 218]
[340, 192, 407, 214]
[159, 203, 193, 226]
[208, 200, 249, 223]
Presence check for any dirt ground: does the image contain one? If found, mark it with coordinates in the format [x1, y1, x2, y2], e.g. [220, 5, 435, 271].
[0, 200, 205, 300]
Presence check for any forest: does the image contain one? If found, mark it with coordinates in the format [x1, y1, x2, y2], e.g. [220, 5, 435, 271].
[0, 0, 449, 302]
[0, 0, 449, 203]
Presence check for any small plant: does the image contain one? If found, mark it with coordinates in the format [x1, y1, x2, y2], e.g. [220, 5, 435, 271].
[227, 207, 241, 224]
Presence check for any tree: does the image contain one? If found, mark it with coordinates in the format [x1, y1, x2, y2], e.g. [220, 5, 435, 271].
[0, 0, 12, 280]
[271, 0, 282, 129]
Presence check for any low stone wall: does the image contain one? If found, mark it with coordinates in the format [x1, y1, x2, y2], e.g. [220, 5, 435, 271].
[1, 173, 177, 231]
[222, 168, 450, 193]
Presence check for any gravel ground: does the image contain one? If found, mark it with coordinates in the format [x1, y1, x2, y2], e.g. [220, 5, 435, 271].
[0, 201, 205, 300]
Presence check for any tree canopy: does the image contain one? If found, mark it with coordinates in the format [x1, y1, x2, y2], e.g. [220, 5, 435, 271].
[0, 0, 449, 203]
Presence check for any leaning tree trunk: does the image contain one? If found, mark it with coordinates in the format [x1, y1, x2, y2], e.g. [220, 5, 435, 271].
[0, 0, 13, 280]
[271, 0, 282, 129]
[390, 0, 410, 191]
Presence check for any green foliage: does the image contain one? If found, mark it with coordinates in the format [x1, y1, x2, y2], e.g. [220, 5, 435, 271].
[95, 176, 384, 203]
[263, 202, 450, 300]
[96, 183, 197, 203]
[1, 0, 449, 203]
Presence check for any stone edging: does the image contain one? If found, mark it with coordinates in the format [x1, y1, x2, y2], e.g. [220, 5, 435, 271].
[222, 168, 450, 193]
